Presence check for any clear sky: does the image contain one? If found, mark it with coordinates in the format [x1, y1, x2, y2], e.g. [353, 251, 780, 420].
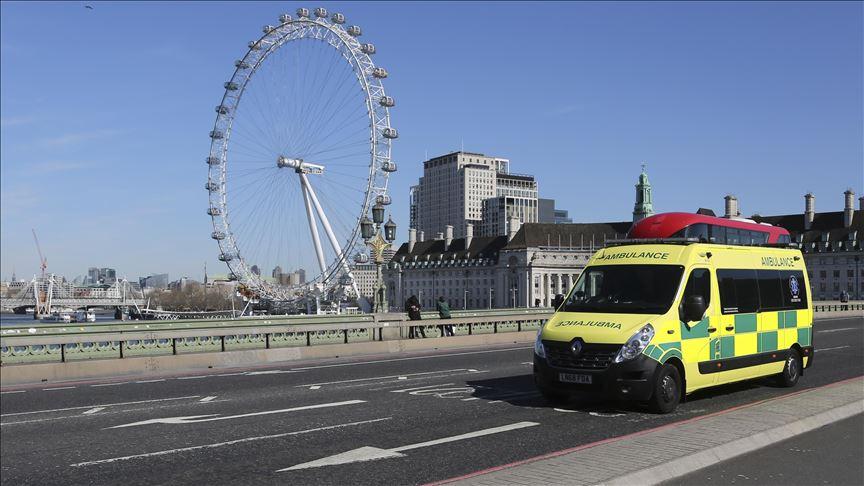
[1, 1, 861, 283]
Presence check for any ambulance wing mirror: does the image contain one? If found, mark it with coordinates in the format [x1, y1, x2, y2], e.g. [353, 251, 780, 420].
[680, 295, 706, 323]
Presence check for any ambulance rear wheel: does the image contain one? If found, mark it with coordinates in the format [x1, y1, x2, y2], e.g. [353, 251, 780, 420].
[648, 364, 681, 414]
[777, 348, 802, 387]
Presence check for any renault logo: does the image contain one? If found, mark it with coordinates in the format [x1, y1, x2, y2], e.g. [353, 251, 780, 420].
[570, 339, 584, 356]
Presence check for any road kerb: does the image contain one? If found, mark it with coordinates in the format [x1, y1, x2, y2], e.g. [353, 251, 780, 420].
[604, 400, 864, 485]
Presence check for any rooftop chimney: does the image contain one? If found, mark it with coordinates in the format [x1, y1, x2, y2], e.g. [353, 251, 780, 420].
[444, 225, 453, 250]
[408, 228, 417, 253]
[465, 223, 474, 249]
[804, 193, 815, 230]
[724, 195, 739, 219]
[844, 189, 855, 228]
[508, 217, 521, 242]
[436, 232, 444, 241]
[859, 196, 864, 212]
[418, 230, 425, 242]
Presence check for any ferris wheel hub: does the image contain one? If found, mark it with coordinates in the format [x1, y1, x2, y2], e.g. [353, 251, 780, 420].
[277, 156, 325, 174]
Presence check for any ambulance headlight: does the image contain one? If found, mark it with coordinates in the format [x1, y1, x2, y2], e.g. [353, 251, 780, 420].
[534, 330, 546, 358]
[614, 323, 654, 363]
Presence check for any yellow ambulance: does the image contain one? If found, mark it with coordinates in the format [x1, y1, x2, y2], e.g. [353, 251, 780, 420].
[533, 240, 813, 413]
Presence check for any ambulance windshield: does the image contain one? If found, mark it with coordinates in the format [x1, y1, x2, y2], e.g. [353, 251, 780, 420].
[562, 264, 684, 315]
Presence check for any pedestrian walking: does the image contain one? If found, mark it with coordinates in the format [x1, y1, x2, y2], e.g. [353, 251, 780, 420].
[436, 296, 454, 337]
[405, 295, 425, 339]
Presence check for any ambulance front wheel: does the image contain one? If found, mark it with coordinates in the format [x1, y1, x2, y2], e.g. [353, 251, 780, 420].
[647, 363, 681, 414]
[777, 348, 802, 387]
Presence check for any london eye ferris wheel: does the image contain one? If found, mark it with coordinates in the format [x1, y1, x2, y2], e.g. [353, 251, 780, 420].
[205, 7, 397, 302]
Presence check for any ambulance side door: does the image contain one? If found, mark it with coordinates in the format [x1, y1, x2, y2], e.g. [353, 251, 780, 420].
[678, 267, 716, 390]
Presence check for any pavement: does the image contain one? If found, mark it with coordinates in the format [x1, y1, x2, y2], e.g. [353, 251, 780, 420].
[1, 315, 861, 485]
[663, 413, 863, 486]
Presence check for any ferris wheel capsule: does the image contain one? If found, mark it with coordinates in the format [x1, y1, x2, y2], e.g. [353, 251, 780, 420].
[379, 95, 395, 107]
[297, 8, 310, 18]
[224, 81, 239, 91]
[215, 105, 229, 115]
[211, 231, 226, 240]
[331, 12, 345, 24]
[248, 40, 261, 50]
[263, 25, 275, 34]
[234, 60, 250, 69]
[207, 156, 221, 165]
[205, 181, 219, 191]
[207, 207, 222, 216]
[347, 25, 362, 36]
[372, 67, 388, 79]
[218, 253, 234, 262]
[381, 161, 397, 172]
[361, 43, 376, 54]
[279, 13, 292, 23]
[314, 7, 327, 18]
[382, 127, 398, 139]
[354, 253, 369, 264]
[209, 130, 224, 139]
[376, 194, 392, 205]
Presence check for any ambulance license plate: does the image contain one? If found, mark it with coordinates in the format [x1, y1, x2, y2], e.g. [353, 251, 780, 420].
[559, 372, 592, 384]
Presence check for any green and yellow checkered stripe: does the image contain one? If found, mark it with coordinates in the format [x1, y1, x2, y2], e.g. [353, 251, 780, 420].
[644, 310, 811, 364]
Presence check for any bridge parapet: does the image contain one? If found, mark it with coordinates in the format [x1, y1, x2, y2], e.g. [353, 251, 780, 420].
[0, 308, 553, 365]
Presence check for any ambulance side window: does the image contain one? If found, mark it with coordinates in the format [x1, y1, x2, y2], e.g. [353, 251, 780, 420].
[780, 270, 808, 310]
[682, 268, 711, 309]
[718, 269, 759, 314]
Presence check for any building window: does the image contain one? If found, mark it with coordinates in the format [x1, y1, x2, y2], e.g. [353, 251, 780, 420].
[833, 270, 841, 278]
[819, 270, 827, 279]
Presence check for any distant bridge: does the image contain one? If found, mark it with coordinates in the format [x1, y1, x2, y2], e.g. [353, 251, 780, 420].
[1, 276, 144, 315]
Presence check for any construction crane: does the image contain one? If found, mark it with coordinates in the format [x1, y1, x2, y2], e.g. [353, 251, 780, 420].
[31, 229, 47, 279]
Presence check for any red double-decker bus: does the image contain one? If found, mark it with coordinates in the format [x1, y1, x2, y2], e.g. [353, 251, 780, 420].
[628, 212, 791, 245]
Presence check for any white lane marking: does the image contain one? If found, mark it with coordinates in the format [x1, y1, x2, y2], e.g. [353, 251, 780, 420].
[71, 417, 392, 467]
[177, 376, 209, 380]
[816, 327, 857, 334]
[390, 383, 455, 393]
[44, 387, 76, 391]
[199, 396, 217, 403]
[90, 382, 129, 388]
[215, 372, 246, 377]
[82, 407, 105, 415]
[0, 396, 200, 417]
[309, 386, 321, 390]
[109, 400, 366, 428]
[397, 376, 407, 380]
[461, 397, 480, 401]
[296, 369, 473, 389]
[0, 391, 25, 395]
[278, 421, 540, 471]
[816, 346, 852, 352]
[246, 370, 296, 376]
[289, 346, 531, 371]
[135, 379, 165, 384]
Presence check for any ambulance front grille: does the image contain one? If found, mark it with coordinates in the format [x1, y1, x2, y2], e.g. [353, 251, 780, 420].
[543, 341, 620, 370]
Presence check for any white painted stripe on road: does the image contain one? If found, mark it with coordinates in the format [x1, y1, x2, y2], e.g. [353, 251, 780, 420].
[90, 382, 129, 387]
[392, 422, 539, 452]
[390, 383, 456, 393]
[82, 407, 105, 415]
[296, 369, 473, 388]
[289, 346, 531, 371]
[44, 387, 76, 391]
[816, 327, 857, 333]
[0, 391, 25, 395]
[177, 376, 210, 380]
[0, 396, 200, 417]
[135, 379, 165, 384]
[245, 370, 296, 376]
[199, 396, 217, 403]
[215, 372, 247, 377]
[816, 346, 852, 352]
[108, 400, 367, 428]
[71, 417, 392, 467]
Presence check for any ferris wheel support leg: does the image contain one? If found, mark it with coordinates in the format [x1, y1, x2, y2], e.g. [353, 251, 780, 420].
[300, 173, 361, 298]
[300, 177, 328, 279]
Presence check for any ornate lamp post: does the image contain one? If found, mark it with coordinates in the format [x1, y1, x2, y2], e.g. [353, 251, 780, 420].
[362, 203, 396, 313]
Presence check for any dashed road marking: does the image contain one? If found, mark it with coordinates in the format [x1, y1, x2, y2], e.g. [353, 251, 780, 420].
[816, 345, 852, 352]
[135, 379, 165, 384]
[296, 369, 474, 389]
[0, 396, 200, 417]
[44, 387, 76, 391]
[82, 407, 105, 415]
[199, 396, 217, 403]
[816, 328, 857, 334]
[0, 390, 25, 395]
[90, 382, 129, 388]
[390, 383, 455, 393]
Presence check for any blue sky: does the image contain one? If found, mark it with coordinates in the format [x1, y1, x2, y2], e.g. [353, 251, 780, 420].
[1, 1, 861, 282]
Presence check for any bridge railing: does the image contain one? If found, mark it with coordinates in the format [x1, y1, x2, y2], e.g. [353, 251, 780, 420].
[0, 308, 553, 365]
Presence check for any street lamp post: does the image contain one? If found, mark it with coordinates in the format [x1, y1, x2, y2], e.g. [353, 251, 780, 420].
[361, 204, 396, 313]
[464, 289, 469, 310]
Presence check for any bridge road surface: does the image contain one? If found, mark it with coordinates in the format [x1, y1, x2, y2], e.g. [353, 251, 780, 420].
[1, 316, 861, 485]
